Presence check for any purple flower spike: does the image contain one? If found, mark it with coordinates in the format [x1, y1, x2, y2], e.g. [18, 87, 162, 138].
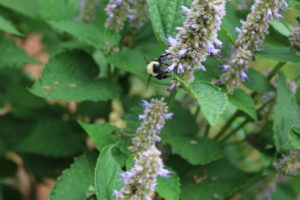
[105, 0, 148, 32]
[132, 98, 172, 152]
[164, 0, 226, 85]
[77, 0, 99, 23]
[115, 147, 171, 200]
[219, 0, 286, 91]
[273, 150, 300, 176]
[289, 25, 300, 52]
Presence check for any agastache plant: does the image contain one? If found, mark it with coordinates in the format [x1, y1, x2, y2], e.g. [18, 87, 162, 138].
[77, 0, 99, 23]
[128, 0, 148, 28]
[289, 25, 300, 52]
[219, 0, 287, 91]
[165, 0, 226, 74]
[105, 0, 148, 32]
[114, 147, 171, 200]
[273, 150, 300, 176]
[114, 98, 172, 199]
[131, 98, 173, 152]
[105, 0, 131, 32]
[164, 0, 226, 90]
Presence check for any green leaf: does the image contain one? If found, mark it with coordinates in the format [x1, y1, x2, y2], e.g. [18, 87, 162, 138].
[48, 152, 97, 200]
[76, 101, 112, 120]
[38, 0, 78, 20]
[0, 69, 46, 118]
[0, 36, 39, 68]
[95, 146, 123, 200]
[123, 106, 143, 132]
[156, 171, 181, 200]
[269, 185, 298, 200]
[273, 74, 300, 151]
[79, 122, 120, 151]
[243, 68, 273, 92]
[181, 159, 258, 200]
[163, 136, 223, 165]
[0, 0, 78, 20]
[221, 2, 240, 42]
[48, 20, 120, 49]
[0, 15, 23, 36]
[288, 126, 300, 149]
[286, 0, 297, 7]
[162, 102, 199, 137]
[0, 185, 22, 200]
[147, 0, 191, 46]
[21, 154, 67, 180]
[269, 20, 293, 37]
[188, 81, 228, 126]
[194, 57, 222, 82]
[107, 49, 146, 78]
[0, 116, 33, 150]
[48, 21, 102, 48]
[17, 119, 85, 157]
[266, 26, 290, 47]
[30, 50, 121, 101]
[0, 187, 3, 200]
[229, 89, 257, 120]
[256, 45, 300, 63]
[0, 139, 6, 157]
[0, 0, 40, 18]
[0, 158, 18, 179]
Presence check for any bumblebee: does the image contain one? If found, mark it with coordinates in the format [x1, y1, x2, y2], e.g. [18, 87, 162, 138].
[146, 53, 171, 80]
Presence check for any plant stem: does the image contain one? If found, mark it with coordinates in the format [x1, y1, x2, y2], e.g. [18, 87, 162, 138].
[266, 62, 286, 81]
[220, 98, 273, 143]
[251, 62, 286, 100]
[219, 118, 249, 143]
[215, 62, 286, 141]
[194, 106, 200, 117]
[203, 123, 210, 137]
[214, 111, 241, 140]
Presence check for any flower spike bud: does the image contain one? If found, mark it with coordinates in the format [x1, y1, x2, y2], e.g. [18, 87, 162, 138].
[273, 150, 300, 176]
[289, 25, 300, 52]
[105, 0, 148, 31]
[132, 98, 173, 152]
[77, 0, 99, 23]
[105, 0, 131, 32]
[114, 147, 172, 200]
[128, 0, 148, 28]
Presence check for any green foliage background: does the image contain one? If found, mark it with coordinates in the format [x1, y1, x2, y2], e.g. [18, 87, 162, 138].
[0, 0, 300, 200]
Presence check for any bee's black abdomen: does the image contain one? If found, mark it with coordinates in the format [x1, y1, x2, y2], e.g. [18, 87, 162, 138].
[155, 71, 170, 80]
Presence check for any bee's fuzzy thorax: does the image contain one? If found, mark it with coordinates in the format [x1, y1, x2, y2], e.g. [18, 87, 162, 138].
[147, 61, 159, 76]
